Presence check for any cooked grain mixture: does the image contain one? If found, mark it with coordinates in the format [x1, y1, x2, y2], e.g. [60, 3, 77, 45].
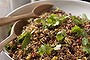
[6, 8, 90, 60]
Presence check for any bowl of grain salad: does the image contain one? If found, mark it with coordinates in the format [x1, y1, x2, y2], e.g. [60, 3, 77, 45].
[1, 1, 90, 60]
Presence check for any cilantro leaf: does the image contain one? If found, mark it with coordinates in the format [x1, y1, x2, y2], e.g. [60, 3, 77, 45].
[21, 32, 31, 49]
[38, 44, 46, 56]
[82, 37, 89, 46]
[82, 14, 89, 20]
[81, 30, 88, 37]
[47, 14, 60, 27]
[41, 13, 68, 28]
[71, 25, 81, 33]
[41, 19, 46, 27]
[56, 30, 66, 41]
[21, 36, 29, 49]
[60, 15, 68, 22]
[18, 32, 28, 41]
[82, 37, 90, 54]
[83, 47, 90, 54]
[72, 16, 83, 25]
[16, 32, 31, 49]
[56, 32, 64, 41]
[71, 25, 88, 37]
[38, 44, 52, 56]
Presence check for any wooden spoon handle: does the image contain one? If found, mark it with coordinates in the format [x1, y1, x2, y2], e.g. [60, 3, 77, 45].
[0, 12, 36, 26]
[0, 34, 16, 52]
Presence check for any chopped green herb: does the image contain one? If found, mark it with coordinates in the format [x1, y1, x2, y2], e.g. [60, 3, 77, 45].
[41, 14, 68, 29]
[83, 47, 90, 54]
[47, 14, 60, 27]
[82, 37, 88, 46]
[71, 25, 88, 37]
[82, 37, 90, 54]
[71, 25, 83, 36]
[38, 44, 52, 56]
[21, 36, 29, 49]
[82, 14, 89, 20]
[21, 32, 31, 49]
[60, 15, 68, 22]
[5, 44, 11, 51]
[82, 30, 88, 37]
[56, 32, 64, 41]
[36, 19, 41, 23]
[72, 16, 83, 25]
[56, 30, 66, 41]
[18, 32, 28, 41]
[16, 32, 31, 49]
[72, 25, 82, 33]
[41, 19, 46, 28]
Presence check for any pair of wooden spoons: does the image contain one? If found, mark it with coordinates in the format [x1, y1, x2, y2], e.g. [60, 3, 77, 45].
[0, 4, 53, 52]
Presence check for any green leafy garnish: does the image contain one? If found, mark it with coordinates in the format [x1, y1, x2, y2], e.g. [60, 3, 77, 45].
[21, 36, 29, 49]
[71, 25, 82, 33]
[41, 19, 46, 28]
[71, 25, 88, 37]
[82, 14, 89, 20]
[38, 44, 52, 56]
[60, 15, 68, 22]
[72, 16, 83, 25]
[47, 14, 60, 27]
[82, 30, 88, 37]
[5, 44, 11, 51]
[40, 14, 68, 28]
[82, 37, 88, 46]
[56, 30, 66, 41]
[83, 47, 90, 54]
[82, 37, 90, 54]
[16, 32, 31, 49]
[21, 32, 31, 49]
[36, 19, 41, 23]
[18, 32, 28, 41]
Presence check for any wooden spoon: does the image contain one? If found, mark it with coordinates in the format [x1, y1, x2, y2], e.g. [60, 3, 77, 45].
[0, 4, 53, 26]
[0, 4, 53, 52]
[0, 20, 29, 52]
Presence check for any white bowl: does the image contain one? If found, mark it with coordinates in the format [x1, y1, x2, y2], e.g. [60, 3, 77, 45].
[1, 0, 90, 60]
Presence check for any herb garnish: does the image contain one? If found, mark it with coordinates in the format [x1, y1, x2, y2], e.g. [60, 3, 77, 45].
[71, 25, 87, 37]
[38, 44, 52, 56]
[71, 16, 83, 25]
[56, 30, 67, 41]
[17, 32, 32, 49]
[82, 37, 90, 54]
